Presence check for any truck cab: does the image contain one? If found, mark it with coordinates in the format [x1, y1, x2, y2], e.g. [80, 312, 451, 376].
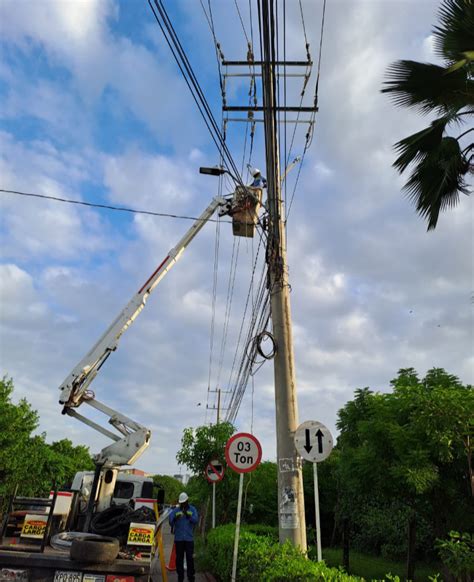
[71, 471, 155, 512]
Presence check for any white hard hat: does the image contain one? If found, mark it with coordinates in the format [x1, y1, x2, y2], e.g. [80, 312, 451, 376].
[252, 168, 261, 176]
[178, 492, 189, 503]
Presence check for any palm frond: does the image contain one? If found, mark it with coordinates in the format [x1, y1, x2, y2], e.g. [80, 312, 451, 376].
[381, 60, 474, 114]
[432, 0, 474, 63]
[402, 137, 470, 230]
[393, 118, 449, 173]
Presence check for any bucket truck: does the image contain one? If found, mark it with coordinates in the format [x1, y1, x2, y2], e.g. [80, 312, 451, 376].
[0, 194, 246, 578]
[58, 195, 233, 523]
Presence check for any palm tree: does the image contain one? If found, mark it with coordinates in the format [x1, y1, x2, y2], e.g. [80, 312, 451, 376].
[382, 0, 473, 230]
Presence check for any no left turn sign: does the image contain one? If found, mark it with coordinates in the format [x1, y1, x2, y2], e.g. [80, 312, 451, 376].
[205, 459, 225, 483]
[225, 432, 262, 473]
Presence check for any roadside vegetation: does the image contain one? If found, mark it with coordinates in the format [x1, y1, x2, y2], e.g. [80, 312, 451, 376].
[0, 376, 94, 509]
[178, 368, 473, 581]
[1, 363, 471, 581]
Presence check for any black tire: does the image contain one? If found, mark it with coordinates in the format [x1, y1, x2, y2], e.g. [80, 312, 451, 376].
[70, 535, 120, 564]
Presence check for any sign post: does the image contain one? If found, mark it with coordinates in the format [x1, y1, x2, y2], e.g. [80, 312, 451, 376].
[294, 420, 333, 562]
[225, 433, 262, 582]
[205, 459, 225, 529]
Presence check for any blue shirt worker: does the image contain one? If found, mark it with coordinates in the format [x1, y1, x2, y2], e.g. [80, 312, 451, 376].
[250, 168, 267, 189]
[169, 492, 199, 582]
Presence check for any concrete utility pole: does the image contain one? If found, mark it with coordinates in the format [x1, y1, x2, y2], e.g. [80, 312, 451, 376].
[207, 387, 231, 425]
[221, 0, 317, 549]
[260, 0, 306, 549]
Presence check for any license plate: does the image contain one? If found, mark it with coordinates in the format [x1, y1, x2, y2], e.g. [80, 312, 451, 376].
[54, 571, 83, 582]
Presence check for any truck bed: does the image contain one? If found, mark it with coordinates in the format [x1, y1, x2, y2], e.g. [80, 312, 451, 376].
[0, 539, 150, 580]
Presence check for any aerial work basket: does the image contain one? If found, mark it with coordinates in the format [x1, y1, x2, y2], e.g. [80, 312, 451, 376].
[231, 186, 262, 238]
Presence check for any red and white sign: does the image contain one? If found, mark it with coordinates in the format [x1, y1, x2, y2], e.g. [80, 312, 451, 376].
[225, 433, 262, 473]
[205, 459, 225, 483]
[49, 491, 73, 516]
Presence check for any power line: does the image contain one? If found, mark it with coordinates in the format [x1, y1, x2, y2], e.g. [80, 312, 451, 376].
[314, 0, 327, 109]
[148, 0, 246, 188]
[285, 0, 327, 220]
[234, 0, 251, 46]
[0, 188, 230, 223]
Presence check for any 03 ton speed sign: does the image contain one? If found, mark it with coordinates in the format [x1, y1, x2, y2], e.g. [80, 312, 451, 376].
[225, 432, 262, 473]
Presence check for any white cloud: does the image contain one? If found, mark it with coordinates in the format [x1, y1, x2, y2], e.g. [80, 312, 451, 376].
[0, 264, 48, 323]
[0, 132, 109, 260]
[1, 0, 472, 479]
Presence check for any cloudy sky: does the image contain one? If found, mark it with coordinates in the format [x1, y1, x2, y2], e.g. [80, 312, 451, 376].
[0, 0, 472, 478]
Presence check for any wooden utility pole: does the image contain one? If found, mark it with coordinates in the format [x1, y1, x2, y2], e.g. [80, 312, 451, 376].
[260, 0, 306, 549]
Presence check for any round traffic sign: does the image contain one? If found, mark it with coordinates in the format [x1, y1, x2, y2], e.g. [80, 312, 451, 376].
[205, 459, 225, 483]
[294, 420, 333, 463]
[225, 432, 262, 473]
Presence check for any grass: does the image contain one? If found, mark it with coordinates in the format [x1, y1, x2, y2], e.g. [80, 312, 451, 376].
[322, 548, 441, 582]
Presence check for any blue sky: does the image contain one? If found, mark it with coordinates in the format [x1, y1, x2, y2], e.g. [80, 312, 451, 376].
[1, 0, 472, 477]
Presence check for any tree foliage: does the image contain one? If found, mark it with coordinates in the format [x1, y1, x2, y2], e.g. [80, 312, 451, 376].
[177, 368, 472, 571]
[382, 0, 473, 230]
[176, 421, 235, 475]
[335, 368, 473, 572]
[152, 474, 183, 505]
[0, 376, 94, 502]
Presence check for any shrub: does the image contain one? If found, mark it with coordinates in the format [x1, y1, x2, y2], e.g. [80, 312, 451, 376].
[244, 523, 278, 540]
[435, 531, 474, 581]
[205, 524, 364, 581]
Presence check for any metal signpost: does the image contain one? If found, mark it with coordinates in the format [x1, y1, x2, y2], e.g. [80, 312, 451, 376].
[225, 433, 262, 582]
[205, 459, 225, 529]
[294, 420, 333, 562]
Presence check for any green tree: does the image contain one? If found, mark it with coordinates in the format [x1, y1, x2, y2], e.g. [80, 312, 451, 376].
[48, 439, 94, 486]
[0, 376, 94, 503]
[176, 422, 235, 529]
[382, 0, 473, 230]
[176, 421, 235, 475]
[0, 376, 40, 493]
[336, 368, 473, 579]
[152, 474, 183, 505]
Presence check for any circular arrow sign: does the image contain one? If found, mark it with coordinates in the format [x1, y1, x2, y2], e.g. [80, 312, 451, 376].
[225, 432, 262, 473]
[294, 420, 333, 463]
[205, 459, 225, 483]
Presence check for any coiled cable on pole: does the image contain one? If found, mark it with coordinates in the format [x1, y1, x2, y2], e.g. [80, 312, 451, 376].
[255, 330, 276, 360]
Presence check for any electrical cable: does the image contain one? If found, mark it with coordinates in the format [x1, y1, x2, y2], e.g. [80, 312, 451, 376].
[207, 215, 221, 395]
[224, 233, 265, 404]
[298, 0, 309, 54]
[285, 0, 326, 220]
[234, 0, 251, 46]
[0, 188, 230, 223]
[313, 0, 327, 110]
[148, 0, 245, 188]
[199, 0, 225, 98]
[219, 238, 269, 423]
[215, 236, 240, 391]
[225, 257, 270, 422]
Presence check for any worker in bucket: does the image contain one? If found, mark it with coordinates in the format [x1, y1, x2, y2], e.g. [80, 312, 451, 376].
[169, 492, 199, 582]
[250, 167, 267, 189]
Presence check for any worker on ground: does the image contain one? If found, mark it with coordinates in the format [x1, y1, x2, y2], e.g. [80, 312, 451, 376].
[169, 492, 199, 582]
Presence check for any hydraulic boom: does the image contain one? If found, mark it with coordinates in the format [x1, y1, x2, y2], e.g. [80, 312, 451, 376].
[58, 195, 230, 467]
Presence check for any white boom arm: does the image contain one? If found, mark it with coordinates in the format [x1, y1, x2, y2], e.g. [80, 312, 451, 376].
[58, 195, 230, 467]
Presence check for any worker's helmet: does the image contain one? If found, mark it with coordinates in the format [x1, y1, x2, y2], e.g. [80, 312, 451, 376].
[252, 168, 261, 176]
[179, 492, 189, 503]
